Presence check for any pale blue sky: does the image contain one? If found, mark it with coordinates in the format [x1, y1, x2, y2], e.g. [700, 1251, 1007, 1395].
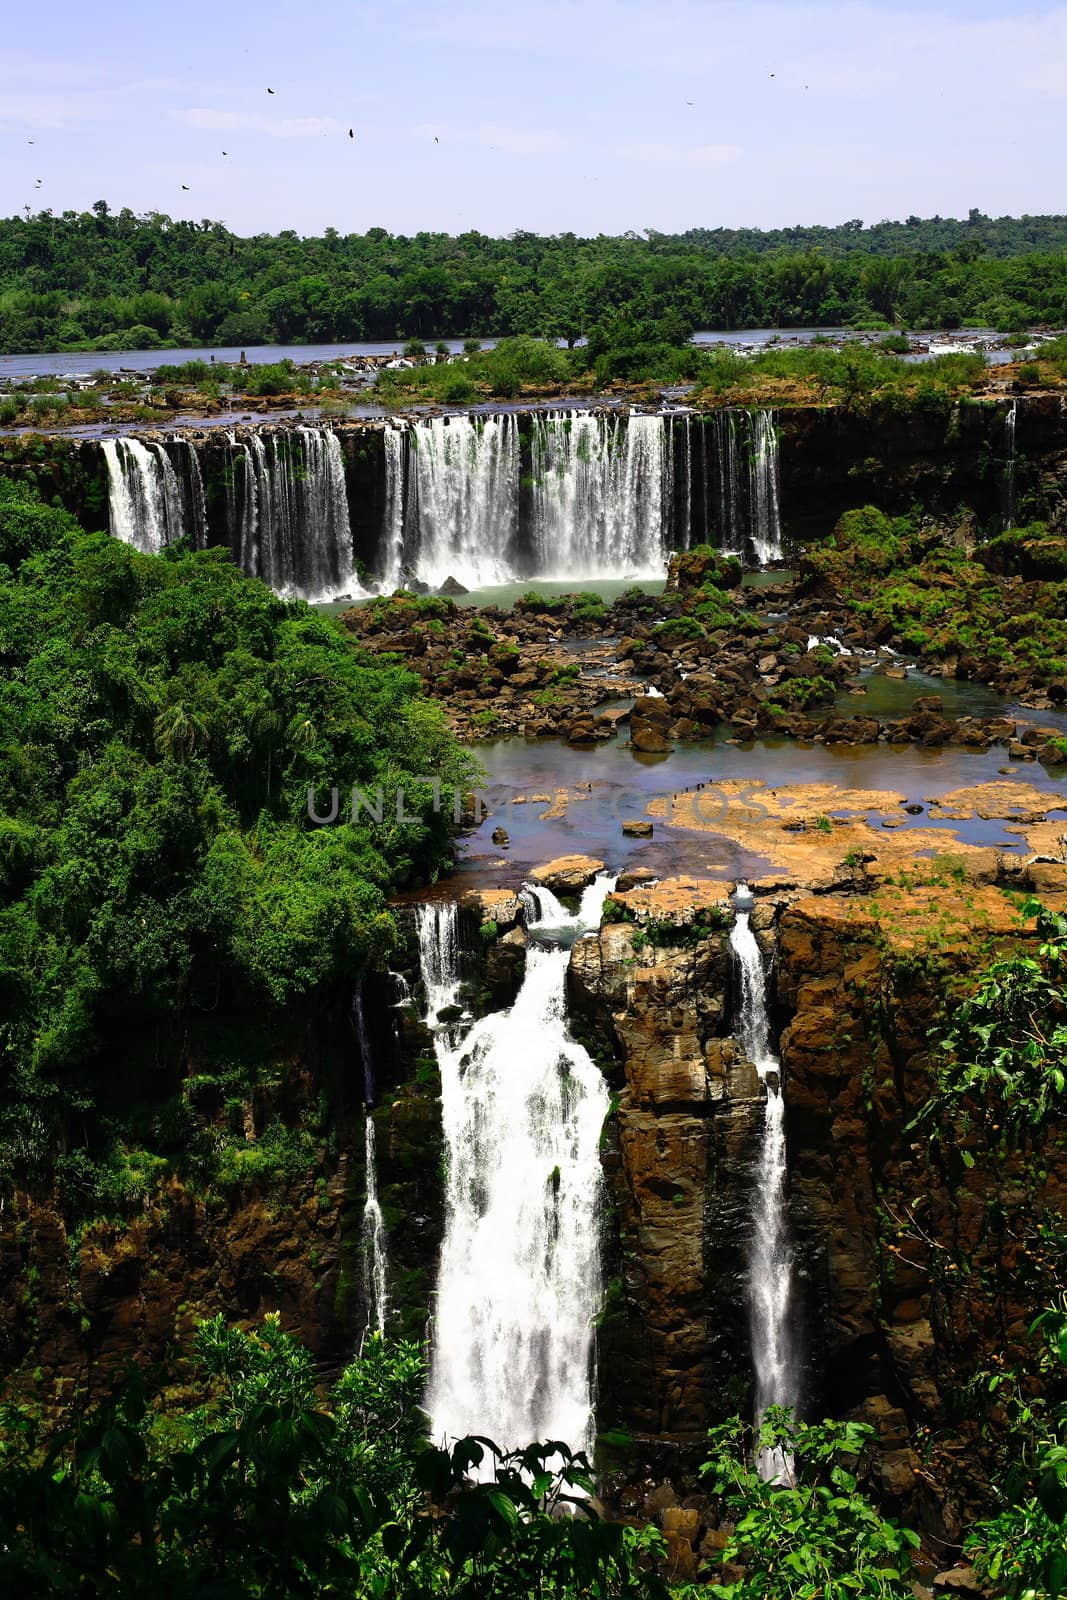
[1, 0, 1063, 236]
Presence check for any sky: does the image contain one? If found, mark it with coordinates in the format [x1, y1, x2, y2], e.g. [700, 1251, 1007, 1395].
[0, 0, 1064, 238]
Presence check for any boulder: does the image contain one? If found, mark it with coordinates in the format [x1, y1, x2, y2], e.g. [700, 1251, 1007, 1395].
[437, 575, 469, 596]
[529, 855, 605, 895]
[622, 819, 654, 838]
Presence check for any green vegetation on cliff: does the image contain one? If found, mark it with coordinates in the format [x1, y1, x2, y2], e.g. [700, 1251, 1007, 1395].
[3, 206, 1067, 353]
[0, 481, 474, 1200]
[801, 506, 1067, 688]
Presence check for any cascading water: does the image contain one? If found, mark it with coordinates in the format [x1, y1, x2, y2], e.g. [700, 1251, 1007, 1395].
[421, 884, 614, 1462]
[713, 411, 744, 554]
[747, 410, 783, 563]
[1003, 399, 1018, 530]
[233, 426, 361, 601]
[729, 901, 797, 1482]
[528, 411, 671, 577]
[381, 411, 673, 587]
[519, 873, 618, 943]
[381, 424, 407, 592]
[352, 988, 389, 1337]
[672, 413, 693, 551]
[407, 413, 521, 589]
[103, 437, 201, 553]
[416, 901, 462, 1025]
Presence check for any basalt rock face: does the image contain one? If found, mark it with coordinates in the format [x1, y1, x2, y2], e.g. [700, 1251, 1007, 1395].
[776, 889, 1067, 1534]
[778, 393, 1067, 540]
[569, 918, 765, 1446]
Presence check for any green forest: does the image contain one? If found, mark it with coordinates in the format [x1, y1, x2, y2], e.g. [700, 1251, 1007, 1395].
[2, 206, 1067, 353]
[0, 480, 474, 1206]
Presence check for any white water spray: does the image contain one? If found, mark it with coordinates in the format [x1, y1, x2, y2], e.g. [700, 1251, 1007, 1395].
[730, 904, 797, 1481]
[353, 989, 389, 1336]
[747, 411, 783, 564]
[416, 901, 462, 1025]
[1004, 400, 1018, 531]
[102, 438, 195, 553]
[419, 890, 612, 1460]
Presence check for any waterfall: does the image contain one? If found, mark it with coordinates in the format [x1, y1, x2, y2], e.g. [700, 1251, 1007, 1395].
[353, 988, 389, 1337]
[747, 411, 782, 563]
[174, 438, 208, 549]
[416, 901, 461, 1025]
[381, 411, 673, 587]
[1003, 400, 1018, 531]
[520, 873, 617, 941]
[103, 437, 200, 553]
[425, 936, 610, 1461]
[713, 411, 744, 555]
[528, 411, 670, 577]
[381, 425, 406, 591]
[225, 426, 363, 601]
[671, 414, 692, 551]
[403, 414, 521, 589]
[729, 906, 797, 1483]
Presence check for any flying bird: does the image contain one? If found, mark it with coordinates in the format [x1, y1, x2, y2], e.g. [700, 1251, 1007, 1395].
[434, 135, 439, 143]
[27, 140, 34, 145]
[181, 184, 190, 190]
[34, 179, 42, 187]
[267, 86, 275, 94]
[222, 150, 228, 155]
[348, 128, 354, 138]
[685, 100, 693, 105]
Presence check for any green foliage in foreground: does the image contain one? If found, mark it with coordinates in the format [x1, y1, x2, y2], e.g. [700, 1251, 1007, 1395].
[0, 482, 475, 1186]
[915, 898, 1067, 1146]
[2, 1308, 1066, 1595]
[702, 1410, 919, 1598]
[966, 1301, 1067, 1600]
[0, 1319, 668, 1599]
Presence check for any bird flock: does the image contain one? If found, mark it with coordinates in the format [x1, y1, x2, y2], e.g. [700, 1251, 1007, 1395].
[17, 72, 807, 207]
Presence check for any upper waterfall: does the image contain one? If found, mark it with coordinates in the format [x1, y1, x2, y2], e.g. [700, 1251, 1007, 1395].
[102, 437, 206, 554]
[99, 408, 786, 597]
[229, 425, 363, 601]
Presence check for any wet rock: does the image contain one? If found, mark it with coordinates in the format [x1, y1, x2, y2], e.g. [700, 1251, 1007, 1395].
[530, 855, 605, 894]
[622, 819, 654, 838]
[616, 867, 658, 892]
[491, 826, 510, 847]
[631, 724, 672, 753]
[437, 575, 469, 595]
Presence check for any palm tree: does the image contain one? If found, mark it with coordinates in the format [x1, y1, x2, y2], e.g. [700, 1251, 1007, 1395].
[153, 702, 207, 762]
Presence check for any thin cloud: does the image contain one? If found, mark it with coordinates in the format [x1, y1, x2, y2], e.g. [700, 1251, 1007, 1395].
[171, 109, 343, 138]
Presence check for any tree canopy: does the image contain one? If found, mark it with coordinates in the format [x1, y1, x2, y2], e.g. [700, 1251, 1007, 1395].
[2, 208, 1067, 353]
[0, 480, 474, 1189]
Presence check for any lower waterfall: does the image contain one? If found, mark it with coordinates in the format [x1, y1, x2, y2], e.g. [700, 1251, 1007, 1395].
[353, 989, 389, 1337]
[1003, 399, 1018, 530]
[420, 891, 611, 1461]
[730, 905, 797, 1482]
[416, 900, 461, 1024]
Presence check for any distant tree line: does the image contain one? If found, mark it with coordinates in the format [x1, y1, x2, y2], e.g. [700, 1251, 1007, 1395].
[1, 203, 1066, 353]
